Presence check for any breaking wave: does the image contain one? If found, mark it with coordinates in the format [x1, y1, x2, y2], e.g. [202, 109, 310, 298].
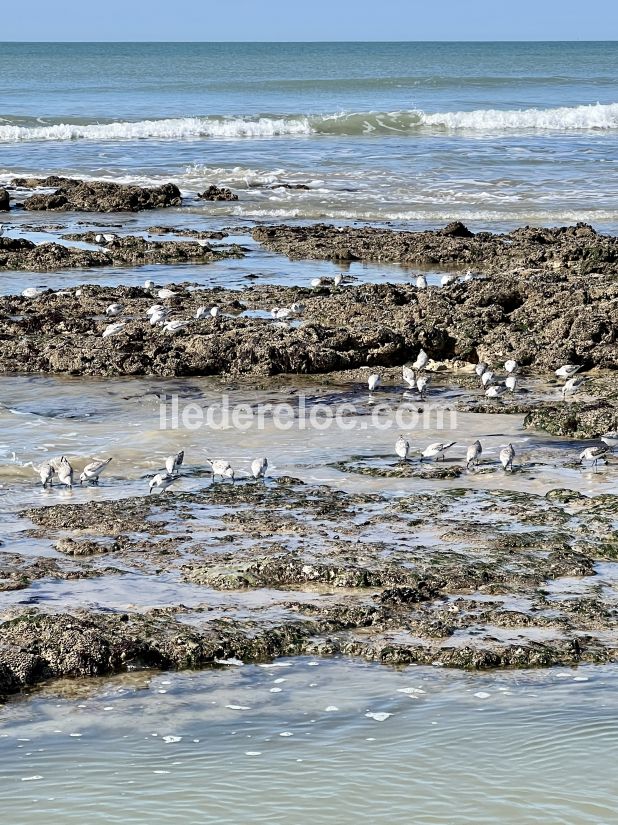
[1, 103, 617, 142]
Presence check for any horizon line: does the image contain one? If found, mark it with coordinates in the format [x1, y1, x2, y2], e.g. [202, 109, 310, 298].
[2, 39, 618, 44]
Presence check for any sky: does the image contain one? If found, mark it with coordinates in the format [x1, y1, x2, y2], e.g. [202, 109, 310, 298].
[2, 0, 617, 41]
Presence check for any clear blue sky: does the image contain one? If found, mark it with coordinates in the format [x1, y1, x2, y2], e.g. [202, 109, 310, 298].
[3, 0, 617, 41]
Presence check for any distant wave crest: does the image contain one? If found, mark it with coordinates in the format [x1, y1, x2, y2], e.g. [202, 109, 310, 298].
[1, 103, 617, 142]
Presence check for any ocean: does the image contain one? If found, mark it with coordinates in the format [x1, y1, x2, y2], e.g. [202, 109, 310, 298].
[1, 41, 618, 228]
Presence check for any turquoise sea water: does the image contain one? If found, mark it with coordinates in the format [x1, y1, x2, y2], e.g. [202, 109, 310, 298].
[1, 41, 618, 228]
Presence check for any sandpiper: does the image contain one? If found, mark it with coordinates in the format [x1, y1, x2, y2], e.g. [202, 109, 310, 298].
[395, 435, 410, 461]
[165, 450, 184, 474]
[149, 471, 178, 494]
[421, 441, 456, 461]
[251, 457, 268, 480]
[106, 303, 123, 317]
[102, 321, 126, 338]
[555, 364, 582, 379]
[579, 446, 609, 467]
[466, 440, 482, 468]
[500, 443, 515, 471]
[208, 458, 235, 482]
[368, 373, 381, 393]
[415, 275, 427, 289]
[600, 431, 618, 451]
[561, 376, 587, 399]
[413, 348, 428, 371]
[402, 365, 416, 390]
[504, 360, 518, 374]
[79, 457, 112, 485]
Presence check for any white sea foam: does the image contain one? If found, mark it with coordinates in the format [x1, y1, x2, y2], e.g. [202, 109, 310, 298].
[1, 103, 617, 143]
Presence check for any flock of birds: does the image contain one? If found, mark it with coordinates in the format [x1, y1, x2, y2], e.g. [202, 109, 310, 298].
[368, 350, 616, 471]
[38, 451, 269, 493]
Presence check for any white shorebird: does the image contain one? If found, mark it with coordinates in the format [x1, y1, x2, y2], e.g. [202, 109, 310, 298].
[416, 374, 430, 399]
[103, 233, 117, 243]
[251, 457, 268, 480]
[462, 269, 474, 282]
[290, 302, 304, 314]
[147, 304, 165, 316]
[481, 370, 495, 388]
[421, 441, 456, 461]
[600, 431, 618, 451]
[275, 307, 293, 320]
[208, 458, 235, 482]
[144, 279, 155, 289]
[94, 233, 105, 244]
[102, 321, 126, 339]
[475, 362, 488, 378]
[149, 471, 177, 494]
[334, 273, 344, 287]
[310, 278, 323, 288]
[150, 308, 171, 326]
[500, 443, 515, 472]
[505, 374, 518, 393]
[79, 457, 112, 485]
[22, 287, 44, 298]
[106, 303, 123, 317]
[39, 461, 54, 488]
[395, 435, 410, 461]
[579, 446, 608, 467]
[466, 440, 482, 469]
[368, 373, 381, 393]
[413, 349, 428, 371]
[555, 364, 582, 379]
[402, 365, 416, 390]
[504, 360, 518, 374]
[49, 455, 74, 488]
[441, 274, 456, 286]
[486, 384, 507, 399]
[210, 306, 220, 318]
[157, 288, 177, 299]
[165, 450, 184, 474]
[163, 319, 188, 335]
[562, 376, 587, 399]
[415, 275, 427, 290]
[195, 306, 209, 320]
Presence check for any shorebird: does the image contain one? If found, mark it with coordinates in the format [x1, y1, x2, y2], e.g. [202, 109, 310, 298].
[103, 233, 117, 243]
[106, 303, 123, 317]
[195, 306, 209, 320]
[562, 376, 587, 399]
[210, 306, 220, 317]
[481, 370, 495, 388]
[149, 471, 177, 494]
[165, 450, 184, 474]
[102, 321, 126, 338]
[208, 458, 235, 482]
[600, 431, 618, 451]
[157, 288, 177, 299]
[486, 384, 507, 399]
[413, 349, 428, 371]
[334, 273, 344, 287]
[149, 308, 171, 326]
[416, 275, 427, 289]
[441, 274, 456, 286]
[79, 457, 112, 485]
[505, 374, 517, 393]
[22, 287, 44, 298]
[416, 374, 430, 399]
[275, 307, 293, 320]
[395, 435, 410, 461]
[310, 278, 323, 288]
[504, 360, 518, 374]
[144, 280, 155, 289]
[402, 365, 416, 390]
[39, 461, 54, 488]
[462, 269, 474, 282]
[421, 441, 456, 461]
[368, 374, 381, 393]
[555, 364, 582, 379]
[466, 440, 482, 468]
[475, 361, 488, 377]
[251, 457, 268, 480]
[290, 302, 304, 314]
[500, 443, 515, 472]
[50, 456, 74, 488]
[579, 446, 609, 467]
[163, 319, 188, 334]
[94, 233, 105, 244]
